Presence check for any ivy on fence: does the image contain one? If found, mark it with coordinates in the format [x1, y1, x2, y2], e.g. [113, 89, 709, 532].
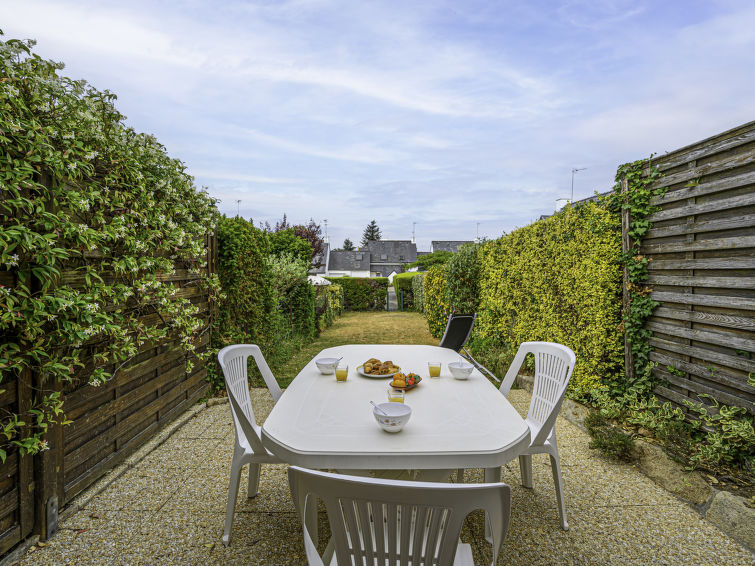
[0, 37, 219, 462]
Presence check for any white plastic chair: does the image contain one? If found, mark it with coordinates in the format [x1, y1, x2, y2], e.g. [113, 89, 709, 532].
[218, 344, 284, 546]
[288, 466, 511, 566]
[502, 341, 575, 530]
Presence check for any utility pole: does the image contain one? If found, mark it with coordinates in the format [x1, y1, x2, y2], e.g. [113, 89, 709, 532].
[571, 167, 586, 202]
[323, 218, 329, 244]
[476, 222, 480, 243]
[412, 222, 416, 244]
[236, 199, 241, 217]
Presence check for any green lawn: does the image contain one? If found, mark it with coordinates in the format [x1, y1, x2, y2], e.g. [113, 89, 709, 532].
[271, 311, 438, 387]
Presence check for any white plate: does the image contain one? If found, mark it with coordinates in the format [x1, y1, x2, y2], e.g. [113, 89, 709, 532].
[357, 365, 401, 379]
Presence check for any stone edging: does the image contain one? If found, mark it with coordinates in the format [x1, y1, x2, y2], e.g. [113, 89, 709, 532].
[515, 374, 754, 553]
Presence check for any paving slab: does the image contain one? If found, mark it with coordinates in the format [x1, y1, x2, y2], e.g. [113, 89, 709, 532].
[17, 388, 754, 566]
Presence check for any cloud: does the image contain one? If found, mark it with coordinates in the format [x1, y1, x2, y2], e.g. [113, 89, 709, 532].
[2, 0, 754, 249]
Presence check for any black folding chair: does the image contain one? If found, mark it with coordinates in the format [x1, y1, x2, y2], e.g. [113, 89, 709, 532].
[439, 313, 501, 383]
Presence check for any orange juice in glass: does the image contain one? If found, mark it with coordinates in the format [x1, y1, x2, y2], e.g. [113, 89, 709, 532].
[387, 387, 405, 403]
[428, 362, 441, 378]
[335, 363, 348, 382]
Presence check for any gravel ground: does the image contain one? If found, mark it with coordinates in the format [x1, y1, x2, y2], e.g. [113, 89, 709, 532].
[18, 389, 754, 566]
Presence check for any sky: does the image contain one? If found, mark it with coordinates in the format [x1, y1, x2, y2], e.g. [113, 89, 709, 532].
[2, 1, 754, 251]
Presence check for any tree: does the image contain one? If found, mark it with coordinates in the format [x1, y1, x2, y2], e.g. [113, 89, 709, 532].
[406, 250, 453, 271]
[265, 215, 324, 266]
[361, 220, 382, 246]
[343, 238, 355, 251]
[293, 218, 325, 266]
[268, 228, 313, 265]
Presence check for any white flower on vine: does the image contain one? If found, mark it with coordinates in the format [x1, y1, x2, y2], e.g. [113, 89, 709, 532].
[5, 254, 19, 267]
[89, 379, 102, 387]
[39, 440, 50, 452]
[85, 151, 98, 160]
[67, 162, 78, 171]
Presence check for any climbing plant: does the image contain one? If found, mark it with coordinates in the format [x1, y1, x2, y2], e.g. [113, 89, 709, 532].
[0, 37, 219, 462]
[603, 158, 667, 397]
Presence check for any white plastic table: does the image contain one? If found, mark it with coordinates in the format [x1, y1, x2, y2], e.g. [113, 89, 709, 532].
[262, 344, 531, 473]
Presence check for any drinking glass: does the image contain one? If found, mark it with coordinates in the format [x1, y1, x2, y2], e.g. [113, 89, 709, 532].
[428, 362, 441, 378]
[335, 363, 349, 382]
[386, 387, 405, 403]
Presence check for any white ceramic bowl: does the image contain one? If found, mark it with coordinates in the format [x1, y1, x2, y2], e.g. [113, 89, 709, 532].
[373, 403, 412, 433]
[448, 361, 474, 380]
[315, 357, 340, 374]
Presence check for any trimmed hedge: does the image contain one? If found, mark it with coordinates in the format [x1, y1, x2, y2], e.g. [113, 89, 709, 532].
[393, 272, 423, 310]
[213, 217, 339, 390]
[281, 280, 316, 339]
[412, 273, 426, 313]
[215, 217, 274, 351]
[325, 277, 388, 311]
[423, 265, 450, 338]
[475, 202, 623, 400]
[444, 243, 481, 314]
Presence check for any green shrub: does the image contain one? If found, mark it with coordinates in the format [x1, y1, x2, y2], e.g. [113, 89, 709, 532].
[584, 412, 636, 462]
[212, 217, 275, 389]
[265, 252, 313, 340]
[406, 250, 453, 270]
[282, 281, 315, 339]
[423, 266, 450, 338]
[412, 273, 425, 313]
[325, 277, 388, 311]
[476, 203, 624, 400]
[393, 272, 422, 310]
[0, 36, 220, 457]
[267, 228, 313, 265]
[444, 243, 481, 314]
[315, 284, 344, 330]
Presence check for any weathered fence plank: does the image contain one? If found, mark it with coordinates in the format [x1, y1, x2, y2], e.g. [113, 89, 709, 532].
[628, 120, 755, 414]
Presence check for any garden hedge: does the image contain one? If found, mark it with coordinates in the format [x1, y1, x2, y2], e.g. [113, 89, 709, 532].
[412, 273, 425, 313]
[214, 217, 273, 350]
[0, 36, 220, 458]
[315, 284, 344, 330]
[281, 281, 316, 340]
[325, 277, 388, 311]
[444, 243, 481, 315]
[393, 272, 422, 310]
[213, 217, 331, 389]
[423, 265, 450, 338]
[475, 202, 623, 400]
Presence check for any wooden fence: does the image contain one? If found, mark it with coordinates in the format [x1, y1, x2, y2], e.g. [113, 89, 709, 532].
[0, 232, 216, 554]
[626, 120, 755, 415]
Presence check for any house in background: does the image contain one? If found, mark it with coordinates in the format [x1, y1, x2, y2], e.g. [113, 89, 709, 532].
[363, 240, 418, 277]
[312, 238, 472, 278]
[431, 240, 473, 253]
[322, 250, 371, 277]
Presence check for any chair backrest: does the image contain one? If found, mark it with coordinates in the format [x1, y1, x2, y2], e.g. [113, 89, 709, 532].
[499, 342, 576, 446]
[288, 466, 511, 566]
[439, 313, 476, 353]
[218, 344, 282, 455]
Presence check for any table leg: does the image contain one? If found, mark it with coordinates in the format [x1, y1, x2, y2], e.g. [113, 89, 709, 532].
[483, 467, 501, 544]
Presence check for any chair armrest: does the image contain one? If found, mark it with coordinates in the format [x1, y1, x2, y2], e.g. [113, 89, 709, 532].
[499, 346, 530, 397]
